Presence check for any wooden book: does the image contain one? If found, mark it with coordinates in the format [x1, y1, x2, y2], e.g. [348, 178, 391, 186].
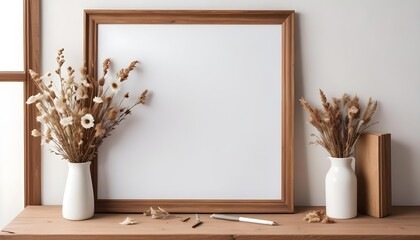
[355, 132, 391, 218]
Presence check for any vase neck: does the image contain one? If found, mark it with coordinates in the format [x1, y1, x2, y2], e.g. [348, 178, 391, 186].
[328, 157, 354, 168]
[68, 161, 91, 169]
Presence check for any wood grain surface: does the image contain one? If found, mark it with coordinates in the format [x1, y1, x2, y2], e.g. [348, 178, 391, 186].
[1, 206, 420, 240]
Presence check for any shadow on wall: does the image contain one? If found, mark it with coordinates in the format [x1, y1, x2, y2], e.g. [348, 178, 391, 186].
[293, 12, 312, 206]
[391, 139, 415, 205]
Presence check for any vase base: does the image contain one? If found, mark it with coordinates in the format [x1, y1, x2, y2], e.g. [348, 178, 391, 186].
[62, 213, 94, 221]
[326, 213, 357, 220]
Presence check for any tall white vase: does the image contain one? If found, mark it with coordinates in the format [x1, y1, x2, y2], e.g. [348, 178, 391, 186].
[62, 162, 94, 220]
[325, 157, 357, 219]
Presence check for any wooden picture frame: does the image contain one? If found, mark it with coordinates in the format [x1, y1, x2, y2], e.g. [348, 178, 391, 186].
[84, 10, 294, 213]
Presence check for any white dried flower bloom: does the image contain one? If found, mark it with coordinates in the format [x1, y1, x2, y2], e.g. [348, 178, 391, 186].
[60, 116, 73, 127]
[81, 114, 94, 129]
[26, 93, 43, 104]
[81, 79, 91, 87]
[31, 129, 41, 137]
[78, 140, 83, 145]
[93, 96, 103, 103]
[110, 79, 121, 93]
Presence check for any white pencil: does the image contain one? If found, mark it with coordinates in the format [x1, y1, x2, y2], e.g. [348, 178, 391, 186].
[210, 214, 278, 226]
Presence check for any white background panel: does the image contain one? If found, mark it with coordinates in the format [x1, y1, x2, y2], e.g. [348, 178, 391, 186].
[97, 24, 282, 199]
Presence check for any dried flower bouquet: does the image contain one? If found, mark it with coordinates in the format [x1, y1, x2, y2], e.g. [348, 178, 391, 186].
[27, 48, 148, 163]
[300, 90, 377, 158]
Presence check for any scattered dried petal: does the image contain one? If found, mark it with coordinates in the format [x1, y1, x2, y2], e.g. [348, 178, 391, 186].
[119, 217, 137, 225]
[145, 207, 171, 219]
[303, 210, 335, 224]
[143, 209, 151, 216]
[322, 217, 335, 224]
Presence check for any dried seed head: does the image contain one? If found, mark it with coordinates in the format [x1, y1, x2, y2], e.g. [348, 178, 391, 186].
[98, 77, 105, 86]
[137, 89, 148, 104]
[118, 60, 138, 81]
[102, 58, 111, 76]
[107, 108, 118, 120]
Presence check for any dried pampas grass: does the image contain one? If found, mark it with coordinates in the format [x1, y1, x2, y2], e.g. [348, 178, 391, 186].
[300, 90, 377, 158]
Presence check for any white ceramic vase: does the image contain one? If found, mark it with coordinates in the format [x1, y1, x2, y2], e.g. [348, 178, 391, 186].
[325, 157, 357, 219]
[62, 162, 94, 220]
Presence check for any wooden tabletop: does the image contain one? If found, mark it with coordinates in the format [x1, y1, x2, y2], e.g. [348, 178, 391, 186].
[1, 206, 420, 240]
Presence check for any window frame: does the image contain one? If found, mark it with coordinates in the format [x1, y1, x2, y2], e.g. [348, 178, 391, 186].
[0, 0, 41, 206]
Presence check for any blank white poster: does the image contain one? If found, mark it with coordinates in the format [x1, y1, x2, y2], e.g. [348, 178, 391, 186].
[97, 24, 282, 200]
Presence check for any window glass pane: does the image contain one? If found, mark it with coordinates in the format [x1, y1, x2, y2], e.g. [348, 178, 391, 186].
[0, 82, 24, 229]
[0, 0, 24, 71]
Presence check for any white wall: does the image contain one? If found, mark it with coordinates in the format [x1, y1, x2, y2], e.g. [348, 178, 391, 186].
[41, 0, 420, 206]
[0, 83, 24, 229]
[0, 0, 24, 229]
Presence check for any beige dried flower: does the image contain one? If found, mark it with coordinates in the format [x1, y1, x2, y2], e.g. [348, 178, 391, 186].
[54, 98, 67, 113]
[76, 86, 88, 100]
[27, 48, 148, 163]
[31, 129, 41, 137]
[107, 108, 118, 120]
[44, 128, 52, 142]
[60, 116, 73, 127]
[95, 123, 106, 137]
[348, 106, 359, 119]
